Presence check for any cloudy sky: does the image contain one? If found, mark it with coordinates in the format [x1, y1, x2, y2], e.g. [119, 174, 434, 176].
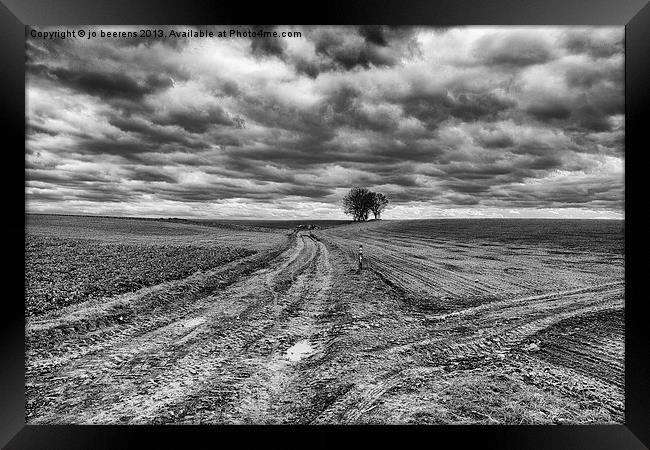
[26, 26, 624, 219]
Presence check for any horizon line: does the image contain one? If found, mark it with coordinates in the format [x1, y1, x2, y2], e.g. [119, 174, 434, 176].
[25, 212, 625, 221]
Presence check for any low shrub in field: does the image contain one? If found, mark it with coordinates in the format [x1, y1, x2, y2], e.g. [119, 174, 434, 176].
[25, 235, 254, 316]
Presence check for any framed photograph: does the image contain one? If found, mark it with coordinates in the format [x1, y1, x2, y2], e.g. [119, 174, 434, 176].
[2, 0, 648, 448]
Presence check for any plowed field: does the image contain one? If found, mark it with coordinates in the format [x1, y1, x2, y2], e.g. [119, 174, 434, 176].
[26, 216, 624, 424]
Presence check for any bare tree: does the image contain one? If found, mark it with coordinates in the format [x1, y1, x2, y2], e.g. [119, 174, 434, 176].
[370, 192, 389, 219]
[342, 187, 374, 222]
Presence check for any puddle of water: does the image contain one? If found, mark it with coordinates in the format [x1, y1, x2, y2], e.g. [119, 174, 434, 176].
[285, 340, 313, 362]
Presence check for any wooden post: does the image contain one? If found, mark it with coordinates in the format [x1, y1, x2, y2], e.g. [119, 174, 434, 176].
[358, 244, 363, 272]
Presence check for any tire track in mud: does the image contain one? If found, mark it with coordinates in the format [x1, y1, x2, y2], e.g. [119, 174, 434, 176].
[217, 235, 334, 424]
[368, 282, 624, 358]
[520, 308, 625, 390]
[309, 301, 624, 424]
[25, 236, 295, 369]
[26, 232, 334, 424]
[306, 233, 624, 424]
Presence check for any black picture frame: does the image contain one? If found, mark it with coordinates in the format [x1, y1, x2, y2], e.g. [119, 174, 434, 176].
[2, 0, 648, 448]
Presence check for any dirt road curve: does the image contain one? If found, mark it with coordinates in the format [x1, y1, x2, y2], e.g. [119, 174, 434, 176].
[26, 231, 624, 424]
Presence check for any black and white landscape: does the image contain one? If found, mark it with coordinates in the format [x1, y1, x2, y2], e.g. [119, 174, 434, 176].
[25, 26, 624, 424]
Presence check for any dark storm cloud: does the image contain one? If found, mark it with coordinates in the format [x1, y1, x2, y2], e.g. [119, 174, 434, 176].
[133, 179, 334, 203]
[563, 30, 623, 59]
[525, 93, 621, 133]
[128, 167, 177, 183]
[250, 28, 287, 58]
[572, 104, 613, 132]
[475, 133, 515, 149]
[285, 26, 421, 77]
[73, 189, 132, 203]
[235, 95, 336, 143]
[30, 64, 173, 100]
[563, 62, 622, 90]
[280, 185, 334, 198]
[313, 31, 397, 70]
[475, 32, 554, 68]
[323, 85, 402, 133]
[488, 177, 624, 209]
[25, 26, 624, 218]
[78, 138, 161, 157]
[151, 105, 239, 134]
[106, 115, 200, 147]
[371, 141, 446, 164]
[358, 26, 390, 46]
[291, 59, 321, 78]
[400, 91, 516, 127]
[27, 122, 59, 137]
[441, 181, 491, 194]
[526, 100, 572, 121]
[27, 168, 112, 185]
[525, 155, 565, 170]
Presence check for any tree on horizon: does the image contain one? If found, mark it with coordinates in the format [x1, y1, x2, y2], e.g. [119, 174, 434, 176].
[370, 192, 389, 220]
[342, 187, 389, 222]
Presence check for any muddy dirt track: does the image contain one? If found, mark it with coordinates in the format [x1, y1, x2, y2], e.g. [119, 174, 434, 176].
[26, 230, 624, 424]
